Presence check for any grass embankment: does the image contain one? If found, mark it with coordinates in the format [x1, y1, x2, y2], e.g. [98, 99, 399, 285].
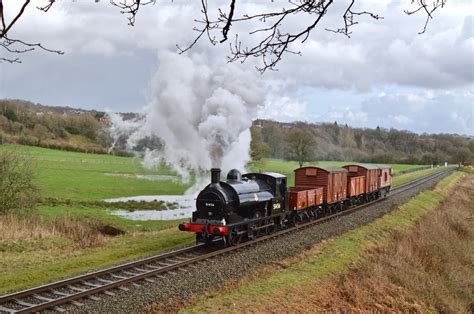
[182, 171, 470, 313]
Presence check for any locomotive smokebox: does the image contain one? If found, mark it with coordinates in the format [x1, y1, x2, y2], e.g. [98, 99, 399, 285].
[211, 168, 221, 184]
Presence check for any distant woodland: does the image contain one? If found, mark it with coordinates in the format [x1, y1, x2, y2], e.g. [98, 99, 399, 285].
[250, 120, 473, 165]
[0, 99, 472, 165]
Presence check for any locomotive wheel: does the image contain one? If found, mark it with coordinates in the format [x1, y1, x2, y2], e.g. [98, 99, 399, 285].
[253, 211, 267, 237]
[228, 228, 243, 246]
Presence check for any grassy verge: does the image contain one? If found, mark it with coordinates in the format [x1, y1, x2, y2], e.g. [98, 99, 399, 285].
[182, 171, 467, 313]
[0, 219, 194, 293]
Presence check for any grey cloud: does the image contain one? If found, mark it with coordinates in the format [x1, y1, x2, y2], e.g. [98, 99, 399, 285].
[359, 90, 473, 135]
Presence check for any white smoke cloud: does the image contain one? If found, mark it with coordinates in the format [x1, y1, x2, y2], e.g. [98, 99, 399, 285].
[112, 51, 264, 181]
[106, 112, 144, 153]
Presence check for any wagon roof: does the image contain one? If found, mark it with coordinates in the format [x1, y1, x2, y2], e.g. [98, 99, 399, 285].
[343, 163, 380, 170]
[296, 166, 348, 173]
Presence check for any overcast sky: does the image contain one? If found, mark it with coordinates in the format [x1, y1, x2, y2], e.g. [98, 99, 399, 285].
[0, 0, 472, 135]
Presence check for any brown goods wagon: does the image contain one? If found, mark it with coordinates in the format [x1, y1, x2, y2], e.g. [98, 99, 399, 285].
[294, 166, 347, 204]
[378, 166, 392, 188]
[343, 164, 380, 193]
[288, 187, 324, 210]
[348, 176, 365, 197]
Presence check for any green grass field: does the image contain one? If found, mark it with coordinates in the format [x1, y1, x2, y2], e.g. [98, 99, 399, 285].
[0, 144, 188, 200]
[0, 144, 450, 293]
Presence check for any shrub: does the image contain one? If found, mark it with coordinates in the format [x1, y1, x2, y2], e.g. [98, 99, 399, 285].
[0, 151, 38, 214]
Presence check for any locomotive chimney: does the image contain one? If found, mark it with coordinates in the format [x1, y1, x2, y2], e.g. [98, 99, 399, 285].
[211, 168, 221, 185]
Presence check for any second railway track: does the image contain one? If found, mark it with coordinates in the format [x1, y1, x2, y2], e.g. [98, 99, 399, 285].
[0, 168, 455, 313]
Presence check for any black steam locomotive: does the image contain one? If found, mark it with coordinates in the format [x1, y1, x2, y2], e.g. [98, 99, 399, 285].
[178, 168, 288, 245]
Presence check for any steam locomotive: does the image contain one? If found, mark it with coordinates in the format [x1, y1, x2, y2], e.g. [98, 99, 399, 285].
[179, 165, 391, 245]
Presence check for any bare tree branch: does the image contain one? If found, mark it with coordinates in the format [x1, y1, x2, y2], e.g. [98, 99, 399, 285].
[404, 0, 446, 34]
[0, 0, 63, 63]
[1, 0, 31, 37]
[0, 0, 448, 68]
[325, 0, 382, 37]
[110, 0, 156, 26]
[177, 0, 382, 72]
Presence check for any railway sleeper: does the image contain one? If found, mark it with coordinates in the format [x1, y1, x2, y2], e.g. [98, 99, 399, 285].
[14, 299, 35, 307]
[111, 274, 129, 280]
[67, 285, 87, 292]
[53, 306, 67, 312]
[0, 305, 14, 313]
[51, 290, 70, 297]
[96, 278, 113, 284]
[82, 281, 102, 288]
[71, 300, 84, 307]
[173, 256, 190, 261]
[33, 294, 54, 302]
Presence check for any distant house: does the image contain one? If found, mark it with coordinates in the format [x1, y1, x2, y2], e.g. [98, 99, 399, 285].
[99, 116, 110, 126]
[254, 119, 264, 128]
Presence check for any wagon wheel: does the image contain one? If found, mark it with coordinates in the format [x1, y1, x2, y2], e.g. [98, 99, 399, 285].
[292, 212, 304, 225]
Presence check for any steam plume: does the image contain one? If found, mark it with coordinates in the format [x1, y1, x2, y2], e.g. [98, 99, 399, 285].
[112, 51, 264, 181]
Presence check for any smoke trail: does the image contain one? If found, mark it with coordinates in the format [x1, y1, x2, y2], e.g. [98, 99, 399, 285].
[112, 51, 264, 181]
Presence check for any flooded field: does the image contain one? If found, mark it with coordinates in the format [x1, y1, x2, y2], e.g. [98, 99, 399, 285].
[105, 195, 196, 220]
[104, 173, 177, 181]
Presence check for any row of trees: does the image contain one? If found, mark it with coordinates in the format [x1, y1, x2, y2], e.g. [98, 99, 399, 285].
[250, 120, 474, 166]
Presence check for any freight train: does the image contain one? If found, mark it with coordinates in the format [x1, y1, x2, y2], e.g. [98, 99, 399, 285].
[178, 164, 391, 245]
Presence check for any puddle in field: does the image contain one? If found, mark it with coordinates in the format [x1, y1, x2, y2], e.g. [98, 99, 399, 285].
[105, 195, 195, 220]
[104, 173, 177, 181]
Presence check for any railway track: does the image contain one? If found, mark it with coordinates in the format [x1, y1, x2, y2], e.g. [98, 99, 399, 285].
[0, 168, 455, 313]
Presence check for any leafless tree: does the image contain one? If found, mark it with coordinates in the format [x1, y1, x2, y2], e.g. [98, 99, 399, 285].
[0, 0, 447, 70]
[286, 128, 315, 167]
